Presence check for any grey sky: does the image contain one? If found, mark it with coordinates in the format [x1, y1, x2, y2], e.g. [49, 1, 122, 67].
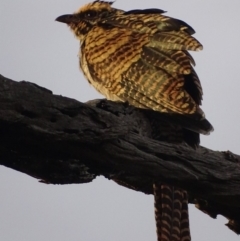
[0, 1, 239, 241]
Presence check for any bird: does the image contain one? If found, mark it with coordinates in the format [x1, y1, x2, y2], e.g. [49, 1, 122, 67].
[56, 1, 213, 241]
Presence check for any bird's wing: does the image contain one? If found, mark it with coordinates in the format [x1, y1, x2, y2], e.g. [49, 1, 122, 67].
[104, 9, 204, 104]
[85, 28, 198, 111]
[83, 12, 213, 133]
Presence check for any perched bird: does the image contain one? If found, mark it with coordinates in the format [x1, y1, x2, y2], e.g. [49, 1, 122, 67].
[56, 1, 213, 241]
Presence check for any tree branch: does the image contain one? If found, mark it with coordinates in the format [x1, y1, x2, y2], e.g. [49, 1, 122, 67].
[0, 74, 239, 234]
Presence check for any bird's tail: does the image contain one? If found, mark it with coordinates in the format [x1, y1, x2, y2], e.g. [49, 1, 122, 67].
[153, 183, 191, 241]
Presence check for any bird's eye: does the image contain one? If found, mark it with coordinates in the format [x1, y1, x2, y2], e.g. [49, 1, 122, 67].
[85, 10, 98, 19]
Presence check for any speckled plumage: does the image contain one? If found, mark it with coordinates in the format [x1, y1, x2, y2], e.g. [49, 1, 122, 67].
[56, 1, 213, 241]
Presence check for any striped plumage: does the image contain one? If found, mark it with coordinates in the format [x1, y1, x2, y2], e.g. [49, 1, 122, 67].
[153, 184, 190, 241]
[56, 1, 213, 241]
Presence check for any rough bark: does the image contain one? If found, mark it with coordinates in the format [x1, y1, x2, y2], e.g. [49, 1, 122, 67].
[0, 74, 239, 234]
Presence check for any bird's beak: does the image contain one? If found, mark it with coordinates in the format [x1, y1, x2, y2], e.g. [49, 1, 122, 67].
[55, 14, 74, 24]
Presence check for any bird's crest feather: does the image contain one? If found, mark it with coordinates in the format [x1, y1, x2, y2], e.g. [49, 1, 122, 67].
[75, 1, 114, 14]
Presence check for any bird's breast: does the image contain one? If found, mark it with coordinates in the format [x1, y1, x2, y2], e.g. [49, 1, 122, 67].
[79, 48, 122, 101]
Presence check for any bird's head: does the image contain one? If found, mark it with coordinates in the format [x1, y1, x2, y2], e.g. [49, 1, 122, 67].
[56, 1, 120, 41]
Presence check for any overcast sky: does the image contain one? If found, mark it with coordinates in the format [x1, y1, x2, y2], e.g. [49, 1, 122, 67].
[1, 1, 240, 241]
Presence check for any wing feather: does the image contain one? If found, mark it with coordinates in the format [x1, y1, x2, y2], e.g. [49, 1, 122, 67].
[82, 10, 213, 133]
[121, 61, 198, 115]
[142, 47, 192, 75]
[150, 31, 202, 51]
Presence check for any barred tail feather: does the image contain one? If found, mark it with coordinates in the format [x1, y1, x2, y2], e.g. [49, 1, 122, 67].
[153, 183, 191, 241]
[180, 191, 191, 241]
